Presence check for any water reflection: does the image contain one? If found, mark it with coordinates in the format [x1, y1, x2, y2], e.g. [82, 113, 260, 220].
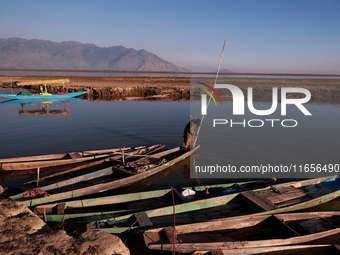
[0, 98, 85, 116]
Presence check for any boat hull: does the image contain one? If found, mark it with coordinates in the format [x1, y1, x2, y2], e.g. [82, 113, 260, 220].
[144, 211, 340, 253]
[0, 91, 88, 100]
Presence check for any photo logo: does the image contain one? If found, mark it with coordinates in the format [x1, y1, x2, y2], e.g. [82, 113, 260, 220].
[199, 82, 223, 115]
[200, 84, 312, 128]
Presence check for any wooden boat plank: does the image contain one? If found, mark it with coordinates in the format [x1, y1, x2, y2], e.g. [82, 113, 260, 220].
[0, 147, 124, 164]
[163, 227, 178, 244]
[134, 212, 153, 227]
[10, 167, 113, 201]
[241, 190, 277, 211]
[22, 160, 106, 187]
[275, 196, 310, 208]
[265, 190, 306, 204]
[1, 153, 114, 170]
[1, 144, 162, 170]
[192, 244, 336, 255]
[0, 153, 67, 164]
[48, 189, 172, 209]
[68, 152, 82, 159]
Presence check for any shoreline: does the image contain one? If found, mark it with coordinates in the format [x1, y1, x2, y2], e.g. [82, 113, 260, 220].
[1, 76, 340, 103]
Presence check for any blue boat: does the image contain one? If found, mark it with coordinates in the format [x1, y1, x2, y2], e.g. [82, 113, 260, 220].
[0, 97, 86, 105]
[0, 90, 88, 100]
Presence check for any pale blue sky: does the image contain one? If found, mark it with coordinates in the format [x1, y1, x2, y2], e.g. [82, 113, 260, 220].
[1, 0, 340, 74]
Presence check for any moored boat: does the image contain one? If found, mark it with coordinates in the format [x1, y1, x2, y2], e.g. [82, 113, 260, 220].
[90, 176, 340, 234]
[8, 144, 166, 200]
[0, 90, 88, 100]
[0, 144, 162, 171]
[16, 146, 199, 207]
[144, 211, 340, 253]
[32, 178, 277, 223]
[190, 244, 340, 255]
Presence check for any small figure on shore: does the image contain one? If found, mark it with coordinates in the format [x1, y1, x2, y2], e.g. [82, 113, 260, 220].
[181, 118, 201, 150]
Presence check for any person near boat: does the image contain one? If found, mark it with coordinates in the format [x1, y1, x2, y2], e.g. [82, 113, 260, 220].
[181, 118, 201, 150]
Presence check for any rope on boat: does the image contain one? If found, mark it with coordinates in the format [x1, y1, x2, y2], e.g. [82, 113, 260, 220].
[124, 218, 139, 245]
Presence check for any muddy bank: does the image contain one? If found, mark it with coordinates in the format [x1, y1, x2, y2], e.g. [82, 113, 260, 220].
[191, 77, 340, 104]
[0, 199, 130, 255]
[1, 76, 340, 103]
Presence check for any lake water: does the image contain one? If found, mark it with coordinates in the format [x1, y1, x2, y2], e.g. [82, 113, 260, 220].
[1, 87, 339, 188]
[191, 100, 340, 179]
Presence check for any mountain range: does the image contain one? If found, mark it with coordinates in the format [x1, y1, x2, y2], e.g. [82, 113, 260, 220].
[0, 38, 189, 72]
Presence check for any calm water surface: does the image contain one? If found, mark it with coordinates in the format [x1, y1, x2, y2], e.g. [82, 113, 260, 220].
[1, 87, 339, 187]
[191, 99, 340, 179]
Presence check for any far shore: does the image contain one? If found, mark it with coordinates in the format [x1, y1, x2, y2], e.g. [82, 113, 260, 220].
[1, 75, 340, 103]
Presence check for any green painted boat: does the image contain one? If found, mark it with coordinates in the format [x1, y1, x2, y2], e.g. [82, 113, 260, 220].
[144, 211, 340, 253]
[90, 176, 340, 234]
[17, 146, 199, 207]
[33, 178, 277, 223]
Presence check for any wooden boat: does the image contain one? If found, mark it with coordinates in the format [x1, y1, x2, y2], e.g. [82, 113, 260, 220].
[192, 244, 340, 255]
[0, 144, 157, 171]
[17, 146, 199, 207]
[144, 211, 340, 253]
[0, 90, 88, 100]
[8, 144, 166, 200]
[90, 176, 340, 234]
[32, 178, 277, 223]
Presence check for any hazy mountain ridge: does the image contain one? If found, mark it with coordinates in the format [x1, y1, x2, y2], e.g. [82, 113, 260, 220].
[0, 38, 189, 72]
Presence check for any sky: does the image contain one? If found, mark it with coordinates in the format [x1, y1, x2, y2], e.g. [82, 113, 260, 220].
[1, 0, 340, 74]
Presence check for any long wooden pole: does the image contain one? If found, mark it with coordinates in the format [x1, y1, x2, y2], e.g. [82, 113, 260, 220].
[171, 186, 176, 255]
[193, 39, 226, 147]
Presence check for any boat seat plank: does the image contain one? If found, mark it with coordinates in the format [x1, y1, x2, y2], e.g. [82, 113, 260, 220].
[275, 196, 310, 208]
[134, 211, 153, 227]
[211, 251, 225, 255]
[163, 226, 179, 244]
[67, 152, 82, 159]
[34, 204, 57, 214]
[57, 203, 67, 214]
[270, 185, 300, 194]
[265, 190, 306, 204]
[241, 191, 277, 211]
